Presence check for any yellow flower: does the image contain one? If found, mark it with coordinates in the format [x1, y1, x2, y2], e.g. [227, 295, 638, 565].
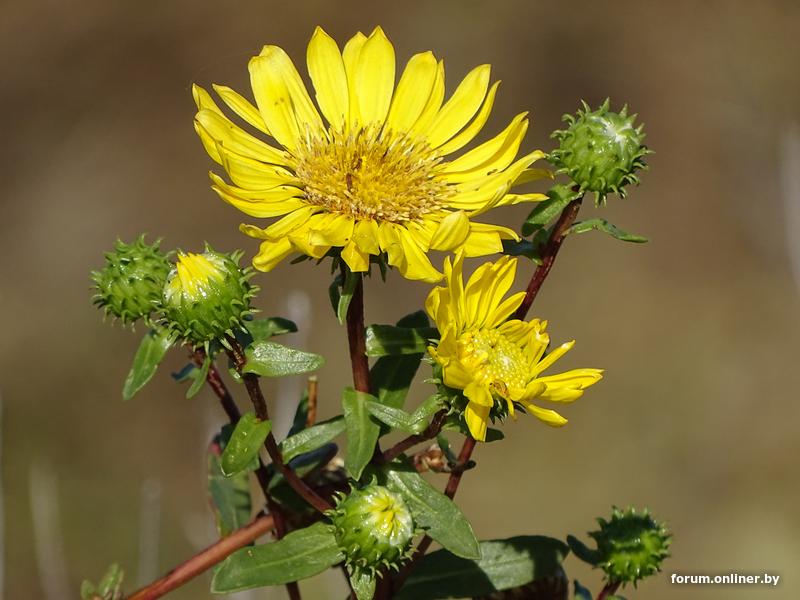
[193, 26, 549, 282]
[425, 253, 603, 441]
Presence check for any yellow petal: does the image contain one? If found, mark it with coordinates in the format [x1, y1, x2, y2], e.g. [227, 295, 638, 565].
[461, 229, 503, 257]
[352, 219, 380, 255]
[397, 229, 442, 282]
[307, 26, 349, 130]
[521, 401, 568, 427]
[249, 47, 323, 150]
[385, 51, 438, 132]
[341, 240, 370, 272]
[435, 81, 499, 156]
[449, 151, 543, 213]
[409, 60, 445, 134]
[464, 256, 517, 328]
[531, 340, 575, 375]
[486, 291, 527, 328]
[342, 31, 367, 128]
[211, 184, 304, 218]
[216, 144, 298, 189]
[253, 238, 294, 271]
[195, 111, 288, 165]
[464, 401, 490, 441]
[429, 211, 470, 251]
[425, 64, 491, 148]
[263, 205, 319, 239]
[212, 84, 269, 134]
[210, 172, 303, 201]
[192, 84, 223, 115]
[442, 358, 475, 390]
[353, 26, 395, 126]
[439, 113, 527, 175]
[307, 213, 355, 246]
[536, 369, 604, 403]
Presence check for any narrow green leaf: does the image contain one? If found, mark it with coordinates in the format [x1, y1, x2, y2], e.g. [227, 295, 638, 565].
[208, 437, 251, 536]
[122, 328, 173, 400]
[280, 416, 345, 462]
[566, 218, 648, 243]
[351, 570, 376, 600]
[171, 363, 196, 383]
[386, 466, 480, 559]
[244, 341, 324, 378]
[337, 268, 359, 324]
[521, 184, 580, 236]
[211, 522, 343, 592]
[245, 317, 298, 341]
[287, 390, 309, 438]
[365, 325, 438, 357]
[395, 536, 569, 600]
[221, 413, 272, 477]
[365, 401, 415, 433]
[186, 356, 210, 399]
[343, 388, 381, 480]
[408, 395, 446, 433]
[501, 239, 541, 263]
[81, 563, 124, 600]
[566, 534, 600, 565]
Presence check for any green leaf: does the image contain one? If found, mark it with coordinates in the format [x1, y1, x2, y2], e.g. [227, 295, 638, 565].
[245, 317, 298, 341]
[351, 570, 376, 600]
[244, 341, 325, 378]
[186, 355, 210, 399]
[386, 466, 480, 559]
[280, 416, 345, 462]
[394, 536, 569, 600]
[221, 413, 272, 477]
[208, 437, 252, 536]
[365, 325, 438, 357]
[501, 239, 542, 264]
[409, 395, 446, 432]
[370, 311, 430, 412]
[338, 269, 359, 323]
[343, 388, 381, 480]
[521, 184, 580, 236]
[574, 580, 594, 600]
[287, 389, 309, 438]
[211, 522, 343, 592]
[566, 218, 648, 243]
[81, 563, 124, 600]
[365, 401, 416, 433]
[567, 534, 600, 565]
[122, 328, 173, 400]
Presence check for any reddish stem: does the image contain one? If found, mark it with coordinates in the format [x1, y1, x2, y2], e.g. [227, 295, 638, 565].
[597, 581, 621, 600]
[513, 197, 583, 321]
[126, 513, 274, 600]
[345, 272, 371, 394]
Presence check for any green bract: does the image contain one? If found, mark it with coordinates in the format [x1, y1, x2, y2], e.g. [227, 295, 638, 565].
[590, 507, 671, 585]
[91, 236, 171, 326]
[330, 485, 415, 574]
[161, 247, 257, 346]
[550, 99, 649, 204]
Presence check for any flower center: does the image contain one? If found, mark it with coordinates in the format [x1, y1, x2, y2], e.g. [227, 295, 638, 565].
[293, 125, 451, 223]
[457, 329, 529, 396]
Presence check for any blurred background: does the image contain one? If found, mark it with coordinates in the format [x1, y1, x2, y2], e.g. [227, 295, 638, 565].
[2, 1, 799, 598]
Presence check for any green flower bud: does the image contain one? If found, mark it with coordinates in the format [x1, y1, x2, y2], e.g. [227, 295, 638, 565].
[549, 99, 650, 204]
[91, 236, 171, 326]
[161, 247, 257, 346]
[330, 485, 414, 574]
[590, 506, 671, 586]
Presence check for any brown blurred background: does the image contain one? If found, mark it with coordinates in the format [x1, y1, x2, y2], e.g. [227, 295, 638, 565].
[2, 1, 799, 598]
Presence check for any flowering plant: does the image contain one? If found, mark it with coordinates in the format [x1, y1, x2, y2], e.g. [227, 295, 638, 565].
[85, 27, 669, 600]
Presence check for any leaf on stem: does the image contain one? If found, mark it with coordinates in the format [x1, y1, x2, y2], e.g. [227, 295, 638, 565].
[186, 354, 211, 399]
[521, 184, 581, 236]
[245, 317, 298, 340]
[565, 218, 648, 243]
[394, 536, 569, 600]
[221, 413, 272, 477]
[350, 570, 376, 600]
[244, 341, 324, 378]
[122, 328, 173, 400]
[329, 268, 359, 324]
[211, 522, 343, 592]
[365, 325, 439, 357]
[386, 465, 480, 559]
[342, 387, 381, 480]
[208, 436, 251, 536]
[280, 416, 346, 463]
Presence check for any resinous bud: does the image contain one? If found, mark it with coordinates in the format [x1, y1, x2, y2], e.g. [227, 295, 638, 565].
[91, 236, 171, 326]
[549, 99, 650, 204]
[162, 247, 257, 345]
[329, 485, 414, 575]
[590, 506, 671, 585]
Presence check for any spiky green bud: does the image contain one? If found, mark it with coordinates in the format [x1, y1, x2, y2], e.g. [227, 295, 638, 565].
[549, 99, 650, 204]
[91, 236, 171, 326]
[161, 246, 257, 346]
[329, 485, 414, 575]
[590, 506, 671, 586]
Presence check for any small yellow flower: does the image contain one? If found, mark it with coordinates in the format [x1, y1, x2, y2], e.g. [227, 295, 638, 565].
[164, 252, 227, 302]
[193, 26, 549, 282]
[425, 253, 603, 441]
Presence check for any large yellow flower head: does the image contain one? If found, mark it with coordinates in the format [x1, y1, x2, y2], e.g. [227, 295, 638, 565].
[193, 26, 548, 282]
[425, 253, 603, 441]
